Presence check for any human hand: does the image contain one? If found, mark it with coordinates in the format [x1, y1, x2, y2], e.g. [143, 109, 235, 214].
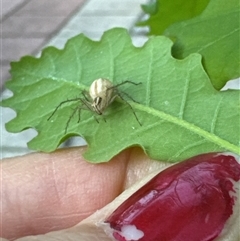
[1, 148, 239, 241]
[1, 147, 166, 241]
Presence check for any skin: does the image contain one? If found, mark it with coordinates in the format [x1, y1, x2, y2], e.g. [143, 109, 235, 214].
[1, 147, 168, 241]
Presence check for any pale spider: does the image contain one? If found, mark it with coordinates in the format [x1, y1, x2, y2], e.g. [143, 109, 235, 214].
[47, 78, 142, 133]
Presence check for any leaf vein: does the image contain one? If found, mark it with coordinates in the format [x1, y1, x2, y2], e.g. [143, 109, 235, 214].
[145, 45, 154, 106]
[135, 103, 239, 154]
[197, 28, 239, 53]
[179, 68, 190, 119]
[210, 97, 222, 133]
[72, 44, 82, 81]
[107, 39, 114, 80]
[169, 140, 208, 160]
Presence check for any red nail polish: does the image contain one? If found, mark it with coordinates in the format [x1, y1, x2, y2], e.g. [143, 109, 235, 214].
[105, 153, 240, 241]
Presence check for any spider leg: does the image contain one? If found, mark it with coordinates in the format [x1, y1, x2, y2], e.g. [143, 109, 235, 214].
[110, 80, 142, 89]
[77, 97, 102, 123]
[102, 116, 106, 122]
[47, 97, 82, 121]
[78, 93, 102, 123]
[77, 107, 81, 123]
[82, 90, 90, 101]
[66, 98, 103, 133]
[94, 116, 100, 123]
[118, 93, 142, 126]
[76, 96, 94, 122]
[106, 80, 141, 103]
[65, 105, 80, 134]
[113, 80, 142, 88]
[117, 90, 140, 103]
[81, 97, 105, 123]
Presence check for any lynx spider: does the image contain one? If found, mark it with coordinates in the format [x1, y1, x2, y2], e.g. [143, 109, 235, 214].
[47, 78, 142, 133]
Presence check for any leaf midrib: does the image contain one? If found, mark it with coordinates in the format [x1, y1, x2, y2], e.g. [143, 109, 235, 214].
[133, 102, 239, 154]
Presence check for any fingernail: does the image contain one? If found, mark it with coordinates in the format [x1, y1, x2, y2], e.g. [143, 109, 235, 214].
[105, 153, 240, 241]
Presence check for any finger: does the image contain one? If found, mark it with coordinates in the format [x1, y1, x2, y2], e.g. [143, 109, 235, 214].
[9, 148, 167, 241]
[1, 147, 130, 240]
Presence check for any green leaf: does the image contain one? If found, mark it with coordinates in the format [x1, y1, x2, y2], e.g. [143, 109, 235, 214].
[141, 1, 158, 15]
[164, 0, 240, 90]
[138, 0, 210, 35]
[1, 28, 239, 163]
